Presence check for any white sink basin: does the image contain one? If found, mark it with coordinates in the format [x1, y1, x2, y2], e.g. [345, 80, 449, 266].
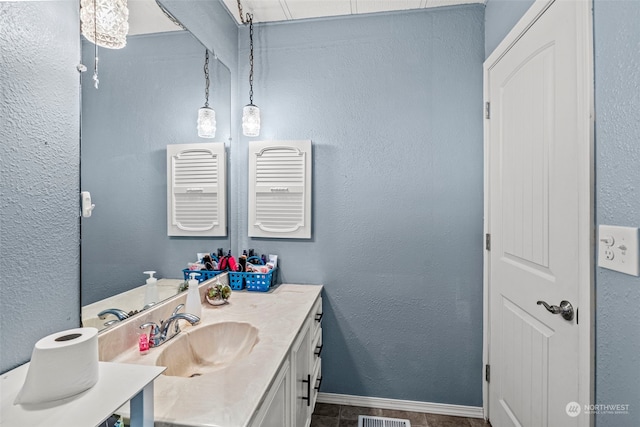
[156, 321, 259, 378]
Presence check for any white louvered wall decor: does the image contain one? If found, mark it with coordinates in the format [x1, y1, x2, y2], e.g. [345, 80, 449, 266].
[167, 143, 226, 236]
[249, 140, 312, 239]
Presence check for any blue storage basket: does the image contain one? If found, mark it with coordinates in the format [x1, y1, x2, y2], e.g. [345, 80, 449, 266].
[182, 269, 225, 283]
[228, 272, 245, 290]
[244, 268, 277, 292]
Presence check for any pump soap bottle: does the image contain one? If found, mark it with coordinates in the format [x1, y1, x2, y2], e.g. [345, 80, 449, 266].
[185, 272, 202, 318]
[143, 271, 159, 306]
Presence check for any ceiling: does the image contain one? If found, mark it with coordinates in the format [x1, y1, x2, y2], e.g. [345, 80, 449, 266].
[221, 0, 484, 24]
[127, 0, 485, 35]
[128, 0, 183, 35]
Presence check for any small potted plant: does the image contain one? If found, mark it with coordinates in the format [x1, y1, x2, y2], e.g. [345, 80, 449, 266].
[205, 282, 232, 306]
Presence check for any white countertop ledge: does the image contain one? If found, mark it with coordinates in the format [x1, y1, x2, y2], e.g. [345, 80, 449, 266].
[110, 283, 323, 427]
[0, 362, 165, 427]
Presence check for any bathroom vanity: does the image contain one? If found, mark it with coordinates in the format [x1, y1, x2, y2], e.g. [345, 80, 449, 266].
[99, 281, 323, 427]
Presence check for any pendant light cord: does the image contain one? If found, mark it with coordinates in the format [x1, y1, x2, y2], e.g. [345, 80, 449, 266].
[204, 49, 210, 108]
[92, 0, 99, 89]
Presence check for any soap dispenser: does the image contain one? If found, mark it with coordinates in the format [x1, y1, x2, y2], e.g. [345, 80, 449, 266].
[185, 272, 202, 318]
[143, 271, 159, 306]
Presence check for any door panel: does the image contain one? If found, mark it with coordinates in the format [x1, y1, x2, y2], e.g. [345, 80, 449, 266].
[487, 1, 585, 425]
[499, 297, 553, 427]
[501, 45, 552, 270]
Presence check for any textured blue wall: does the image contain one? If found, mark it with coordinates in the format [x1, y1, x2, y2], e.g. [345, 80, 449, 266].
[81, 32, 231, 305]
[237, 6, 485, 406]
[0, 2, 80, 373]
[484, 0, 534, 58]
[593, 1, 640, 425]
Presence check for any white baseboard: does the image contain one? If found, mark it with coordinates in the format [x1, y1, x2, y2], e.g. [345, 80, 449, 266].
[316, 392, 484, 419]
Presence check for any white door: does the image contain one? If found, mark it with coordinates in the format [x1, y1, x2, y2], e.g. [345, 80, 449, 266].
[485, 0, 592, 426]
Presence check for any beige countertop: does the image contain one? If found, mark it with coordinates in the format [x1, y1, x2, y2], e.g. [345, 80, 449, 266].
[105, 283, 323, 427]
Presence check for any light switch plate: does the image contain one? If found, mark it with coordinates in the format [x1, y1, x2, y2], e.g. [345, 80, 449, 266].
[598, 225, 640, 276]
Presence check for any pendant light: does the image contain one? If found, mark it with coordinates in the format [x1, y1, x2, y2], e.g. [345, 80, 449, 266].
[80, 0, 129, 89]
[238, 0, 261, 137]
[197, 49, 216, 138]
[80, 0, 129, 49]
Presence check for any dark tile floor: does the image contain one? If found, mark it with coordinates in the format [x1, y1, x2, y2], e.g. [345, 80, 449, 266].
[311, 403, 491, 427]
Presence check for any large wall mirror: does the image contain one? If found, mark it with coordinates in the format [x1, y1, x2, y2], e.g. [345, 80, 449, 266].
[80, 3, 233, 331]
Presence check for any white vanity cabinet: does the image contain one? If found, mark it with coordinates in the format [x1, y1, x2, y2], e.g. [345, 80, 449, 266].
[292, 316, 313, 427]
[250, 360, 292, 427]
[250, 295, 323, 427]
[292, 294, 323, 427]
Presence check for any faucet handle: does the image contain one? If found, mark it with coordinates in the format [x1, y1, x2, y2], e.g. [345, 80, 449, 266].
[98, 308, 129, 320]
[142, 302, 156, 311]
[140, 321, 159, 331]
[171, 304, 185, 334]
[140, 322, 160, 347]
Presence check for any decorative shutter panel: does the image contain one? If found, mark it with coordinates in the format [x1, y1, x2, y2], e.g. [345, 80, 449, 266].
[167, 143, 226, 236]
[249, 140, 312, 239]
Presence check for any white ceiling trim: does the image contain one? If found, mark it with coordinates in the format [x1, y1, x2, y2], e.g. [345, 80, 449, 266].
[223, 0, 484, 24]
[124, 0, 485, 36]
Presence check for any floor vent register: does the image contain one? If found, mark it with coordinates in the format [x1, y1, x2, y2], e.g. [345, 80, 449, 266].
[358, 415, 411, 427]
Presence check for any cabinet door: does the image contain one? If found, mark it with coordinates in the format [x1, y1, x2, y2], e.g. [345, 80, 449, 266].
[310, 325, 323, 408]
[291, 319, 312, 427]
[260, 361, 291, 427]
[251, 360, 291, 427]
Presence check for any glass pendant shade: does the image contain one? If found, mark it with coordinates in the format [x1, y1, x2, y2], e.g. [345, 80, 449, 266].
[242, 104, 261, 137]
[80, 0, 129, 49]
[197, 107, 216, 138]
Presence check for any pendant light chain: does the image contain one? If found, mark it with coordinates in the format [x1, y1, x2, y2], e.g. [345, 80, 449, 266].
[238, 0, 261, 137]
[197, 48, 216, 138]
[154, 0, 187, 30]
[249, 16, 254, 105]
[237, 0, 255, 105]
[237, 0, 247, 24]
[204, 49, 210, 108]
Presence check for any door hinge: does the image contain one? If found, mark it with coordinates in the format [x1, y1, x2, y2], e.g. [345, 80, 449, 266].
[485, 101, 491, 119]
[485, 233, 491, 251]
[485, 364, 490, 382]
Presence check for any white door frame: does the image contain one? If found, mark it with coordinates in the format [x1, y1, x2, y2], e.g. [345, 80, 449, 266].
[482, 0, 594, 424]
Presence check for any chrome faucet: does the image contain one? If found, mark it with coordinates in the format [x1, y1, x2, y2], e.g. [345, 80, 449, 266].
[98, 308, 129, 321]
[138, 304, 200, 348]
[158, 312, 200, 344]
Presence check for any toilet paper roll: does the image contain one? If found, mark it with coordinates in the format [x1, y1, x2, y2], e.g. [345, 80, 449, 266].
[14, 327, 99, 405]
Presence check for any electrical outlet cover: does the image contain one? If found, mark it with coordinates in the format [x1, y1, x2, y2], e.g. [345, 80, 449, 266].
[598, 225, 640, 276]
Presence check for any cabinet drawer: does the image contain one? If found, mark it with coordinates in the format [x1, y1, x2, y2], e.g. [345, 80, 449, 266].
[311, 296, 323, 324]
[311, 357, 321, 409]
[312, 325, 323, 363]
[310, 296, 323, 337]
